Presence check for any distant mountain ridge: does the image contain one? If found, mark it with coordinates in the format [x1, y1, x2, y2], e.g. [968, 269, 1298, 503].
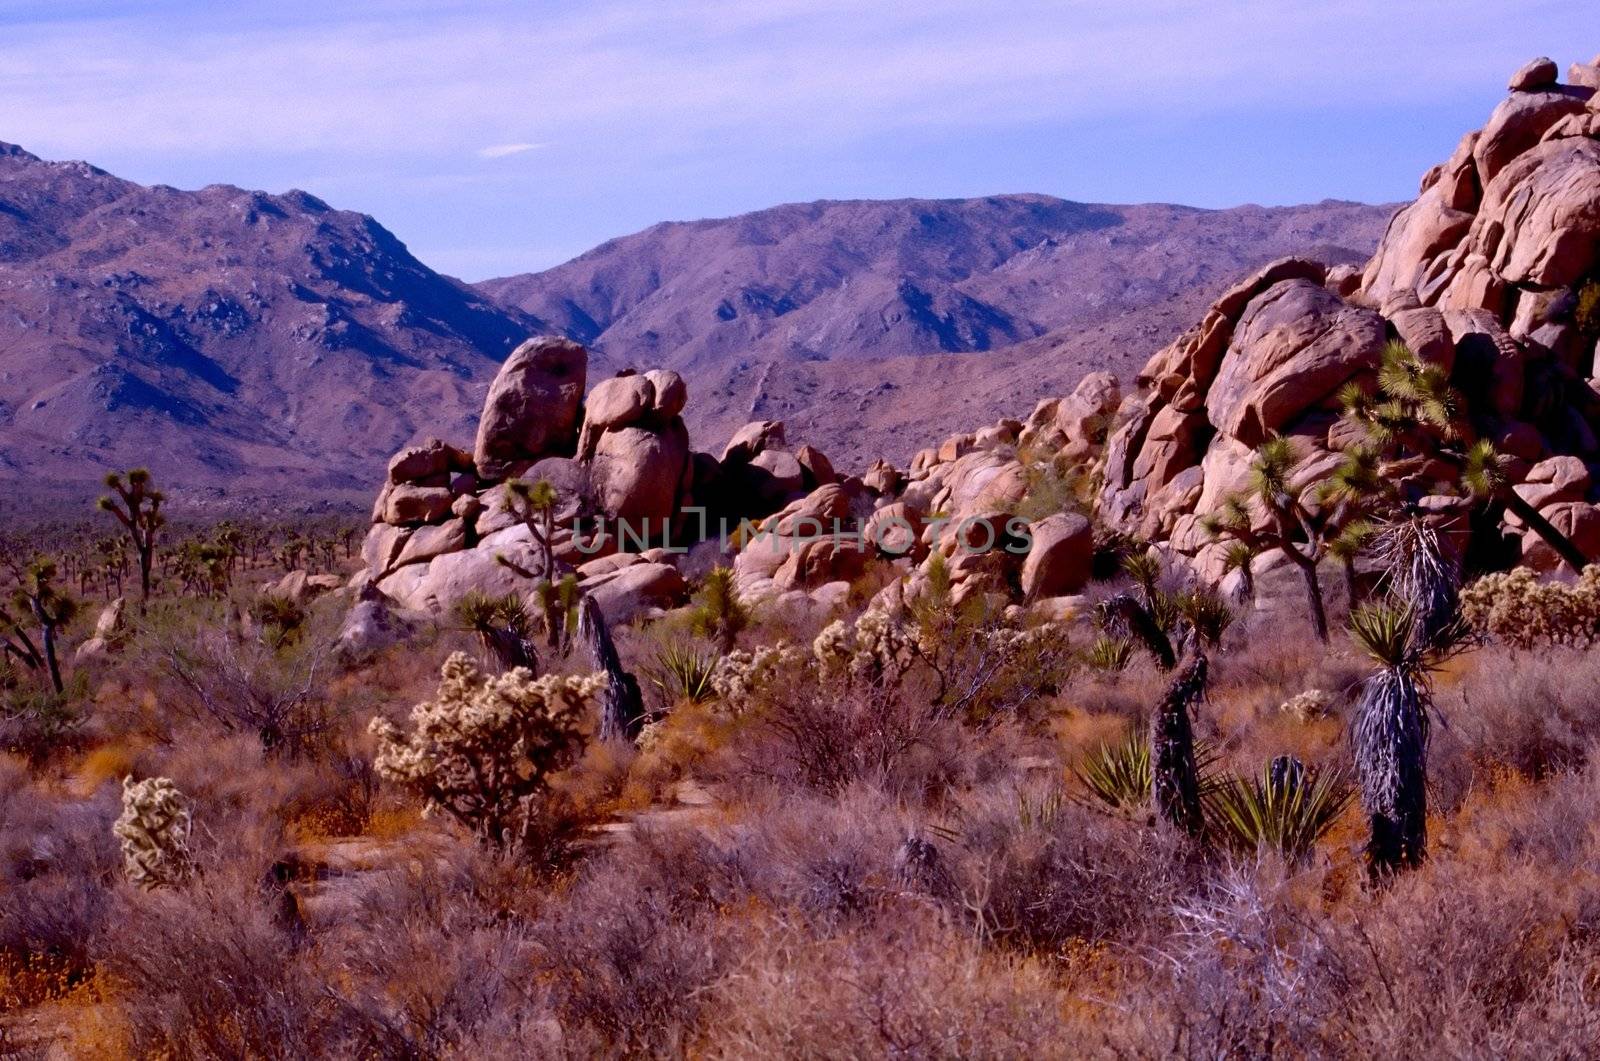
[0, 140, 1395, 502]
[0, 141, 544, 501]
[481, 195, 1395, 465]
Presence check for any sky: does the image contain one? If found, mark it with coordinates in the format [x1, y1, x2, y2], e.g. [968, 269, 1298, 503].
[0, 1, 1594, 280]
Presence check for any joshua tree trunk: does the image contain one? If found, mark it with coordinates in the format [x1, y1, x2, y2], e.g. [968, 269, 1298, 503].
[30, 602, 64, 695]
[578, 596, 644, 742]
[1503, 489, 1590, 573]
[1151, 650, 1208, 838]
[1353, 666, 1429, 879]
[479, 627, 538, 673]
[1285, 546, 1330, 643]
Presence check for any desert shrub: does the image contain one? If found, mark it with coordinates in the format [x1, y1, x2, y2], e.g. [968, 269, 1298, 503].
[95, 879, 332, 1057]
[162, 606, 339, 755]
[1204, 759, 1353, 862]
[369, 652, 603, 848]
[951, 779, 1205, 952]
[1459, 565, 1600, 648]
[700, 910, 1076, 1058]
[1577, 277, 1600, 336]
[0, 678, 88, 763]
[113, 776, 193, 888]
[0, 770, 118, 1008]
[1438, 645, 1600, 778]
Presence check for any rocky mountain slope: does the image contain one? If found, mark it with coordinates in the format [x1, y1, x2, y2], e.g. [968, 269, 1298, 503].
[0, 140, 1391, 504]
[482, 197, 1393, 465]
[0, 142, 545, 502]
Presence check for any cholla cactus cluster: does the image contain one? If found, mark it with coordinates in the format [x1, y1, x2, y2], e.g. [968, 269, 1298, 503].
[813, 608, 922, 683]
[709, 643, 807, 710]
[369, 652, 605, 844]
[711, 609, 1063, 715]
[114, 776, 193, 889]
[1459, 566, 1600, 649]
[1278, 689, 1334, 723]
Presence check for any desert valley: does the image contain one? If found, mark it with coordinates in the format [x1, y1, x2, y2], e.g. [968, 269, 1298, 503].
[3, 20, 1600, 1060]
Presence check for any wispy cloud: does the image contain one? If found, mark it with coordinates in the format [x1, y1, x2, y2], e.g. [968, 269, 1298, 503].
[477, 142, 545, 159]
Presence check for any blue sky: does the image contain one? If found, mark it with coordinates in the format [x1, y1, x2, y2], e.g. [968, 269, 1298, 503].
[0, 1, 1593, 279]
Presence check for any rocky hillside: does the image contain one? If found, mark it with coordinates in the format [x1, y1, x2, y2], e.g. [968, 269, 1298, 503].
[1103, 54, 1600, 584]
[0, 143, 545, 501]
[482, 197, 1393, 464]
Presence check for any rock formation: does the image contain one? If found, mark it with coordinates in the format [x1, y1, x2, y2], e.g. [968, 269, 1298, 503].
[1101, 54, 1600, 582]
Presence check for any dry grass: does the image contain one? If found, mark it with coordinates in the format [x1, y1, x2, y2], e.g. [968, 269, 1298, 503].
[5, 555, 1600, 1057]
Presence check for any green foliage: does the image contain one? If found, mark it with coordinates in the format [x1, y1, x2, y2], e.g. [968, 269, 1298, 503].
[1075, 727, 1151, 811]
[1172, 588, 1234, 649]
[1575, 278, 1600, 337]
[1075, 726, 1219, 813]
[1011, 453, 1083, 523]
[1350, 601, 1418, 669]
[647, 641, 720, 705]
[1206, 760, 1354, 862]
[1083, 635, 1134, 672]
[255, 594, 309, 650]
[690, 566, 749, 653]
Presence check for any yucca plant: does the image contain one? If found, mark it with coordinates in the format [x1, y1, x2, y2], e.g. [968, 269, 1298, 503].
[1076, 725, 1220, 814]
[1172, 588, 1234, 649]
[1152, 652, 1209, 838]
[1083, 635, 1134, 672]
[647, 642, 719, 705]
[1075, 726, 1152, 811]
[1349, 601, 1431, 878]
[455, 590, 538, 673]
[1207, 757, 1354, 862]
[690, 565, 748, 654]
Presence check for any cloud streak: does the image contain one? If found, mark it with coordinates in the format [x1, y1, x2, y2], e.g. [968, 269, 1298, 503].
[477, 142, 546, 159]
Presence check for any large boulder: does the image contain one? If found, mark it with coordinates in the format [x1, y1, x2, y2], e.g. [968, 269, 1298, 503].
[388, 438, 471, 485]
[721, 420, 786, 464]
[584, 562, 689, 625]
[1019, 513, 1093, 600]
[473, 336, 587, 479]
[590, 420, 691, 531]
[1207, 280, 1387, 446]
[1472, 90, 1588, 187]
[577, 373, 655, 457]
[644, 369, 688, 418]
[1459, 137, 1600, 291]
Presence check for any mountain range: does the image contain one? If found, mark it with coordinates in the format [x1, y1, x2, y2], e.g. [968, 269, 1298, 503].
[0, 140, 1395, 506]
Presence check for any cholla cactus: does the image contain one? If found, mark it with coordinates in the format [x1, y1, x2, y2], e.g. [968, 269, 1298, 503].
[114, 776, 193, 888]
[709, 643, 808, 710]
[1459, 566, 1600, 649]
[812, 609, 924, 683]
[1278, 689, 1334, 723]
[369, 652, 605, 847]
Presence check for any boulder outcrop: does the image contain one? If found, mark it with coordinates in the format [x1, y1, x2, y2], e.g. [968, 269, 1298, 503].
[1098, 55, 1600, 583]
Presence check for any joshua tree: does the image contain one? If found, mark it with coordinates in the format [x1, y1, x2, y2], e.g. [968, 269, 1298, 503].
[1203, 437, 1373, 642]
[1341, 341, 1589, 572]
[577, 595, 644, 742]
[1350, 517, 1463, 879]
[1150, 647, 1208, 838]
[98, 468, 164, 613]
[455, 591, 539, 673]
[9, 559, 78, 694]
[690, 565, 749, 654]
[1350, 602, 1431, 878]
[1097, 585, 1222, 838]
[504, 478, 559, 580]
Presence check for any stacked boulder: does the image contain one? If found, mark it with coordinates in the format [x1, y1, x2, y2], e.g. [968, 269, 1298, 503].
[358, 337, 840, 623]
[1101, 55, 1600, 581]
